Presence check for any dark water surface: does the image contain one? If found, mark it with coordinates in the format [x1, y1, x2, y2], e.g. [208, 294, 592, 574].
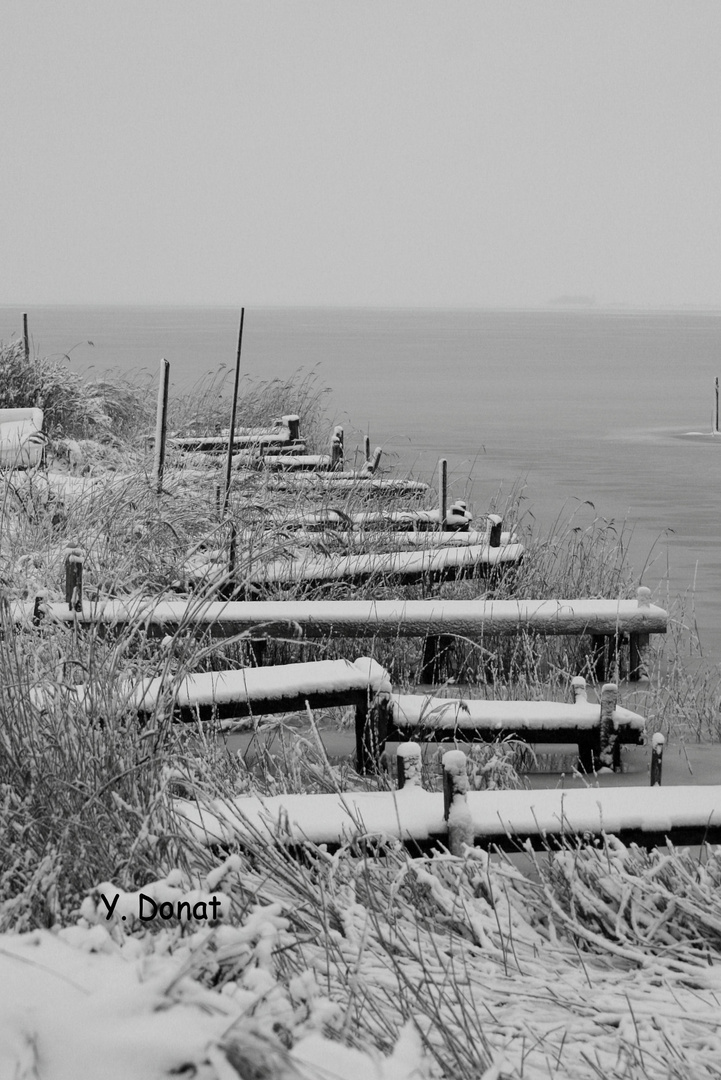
[3, 305, 721, 656]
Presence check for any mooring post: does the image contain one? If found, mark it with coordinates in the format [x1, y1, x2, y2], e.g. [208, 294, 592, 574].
[331, 426, 344, 470]
[650, 732, 665, 786]
[364, 434, 371, 463]
[442, 749, 473, 855]
[571, 675, 588, 703]
[65, 550, 83, 612]
[438, 458, 448, 532]
[153, 358, 170, 493]
[487, 513, 503, 548]
[715, 377, 719, 434]
[285, 414, 300, 443]
[629, 586, 651, 681]
[597, 683, 619, 771]
[22, 313, 29, 362]
[396, 742, 422, 789]
[364, 446, 382, 475]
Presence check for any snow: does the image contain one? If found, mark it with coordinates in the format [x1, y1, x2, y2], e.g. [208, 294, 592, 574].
[250, 541, 525, 585]
[30, 657, 392, 717]
[13, 595, 669, 637]
[173, 784, 721, 848]
[390, 693, 646, 732]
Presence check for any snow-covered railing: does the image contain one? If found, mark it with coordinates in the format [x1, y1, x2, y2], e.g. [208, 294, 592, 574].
[173, 770, 721, 854]
[356, 678, 645, 774]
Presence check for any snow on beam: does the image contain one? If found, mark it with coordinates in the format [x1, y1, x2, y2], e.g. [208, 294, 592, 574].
[247, 541, 524, 587]
[387, 694, 646, 733]
[172, 784, 721, 853]
[15, 590, 668, 637]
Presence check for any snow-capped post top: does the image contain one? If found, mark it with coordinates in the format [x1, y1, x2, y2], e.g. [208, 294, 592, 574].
[282, 414, 300, 442]
[487, 514, 503, 548]
[571, 675, 588, 703]
[637, 586, 652, 608]
[650, 731, 665, 787]
[396, 742, 422, 789]
[442, 749, 469, 820]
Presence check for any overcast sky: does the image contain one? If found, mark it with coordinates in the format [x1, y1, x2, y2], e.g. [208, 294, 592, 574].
[2, 2, 720, 308]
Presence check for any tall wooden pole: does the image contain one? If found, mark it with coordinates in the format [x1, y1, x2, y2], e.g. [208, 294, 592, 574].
[22, 313, 29, 361]
[223, 308, 245, 516]
[153, 358, 170, 493]
[438, 458, 448, 531]
[715, 377, 719, 434]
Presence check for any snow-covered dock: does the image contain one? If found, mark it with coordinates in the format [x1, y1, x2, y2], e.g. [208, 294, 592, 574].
[173, 782, 721, 852]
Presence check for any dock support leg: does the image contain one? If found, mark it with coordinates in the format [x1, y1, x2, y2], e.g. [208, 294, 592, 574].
[355, 696, 388, 775]
[420, 634, 455, 685]
[629, 632, 649, 681]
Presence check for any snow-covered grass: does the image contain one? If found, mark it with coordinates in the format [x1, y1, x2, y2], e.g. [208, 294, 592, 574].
[3, 350, 721, 1077]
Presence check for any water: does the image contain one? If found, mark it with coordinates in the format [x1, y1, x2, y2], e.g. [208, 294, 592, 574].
[3, 305, 721, 657]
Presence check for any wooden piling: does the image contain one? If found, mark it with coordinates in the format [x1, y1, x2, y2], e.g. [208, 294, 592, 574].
[22, 313, 29, 361]
[223, 309, 245, 516]
[571, 675, 588, 703]
[442, 749, 473, 855]
[65, 550, 83, 612]
[438, 458, 447, 532]
[364, 434, 371, 463]
[650, 732, 664, 787]
[716, 377, 719, 434]
[153, 358, 170, 493]
[597, 683, 619, 771]
[397, 742, 422, 789]
[487, 514, 502, 548]
[330, 426, 344, 469]
[286, 415, 300, 443]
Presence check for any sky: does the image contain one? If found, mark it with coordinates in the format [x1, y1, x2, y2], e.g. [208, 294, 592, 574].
[2, 1, 721, 309]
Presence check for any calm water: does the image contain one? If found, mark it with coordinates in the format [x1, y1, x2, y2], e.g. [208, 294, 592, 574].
[3, 305, 721, 656]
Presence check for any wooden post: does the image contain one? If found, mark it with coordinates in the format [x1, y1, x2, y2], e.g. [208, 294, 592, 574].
[65, 550, 83, 612]
[487, 514, 503, 548]
[153, 358, 170, 493]
[330, 426, 344, 470]
[629, 586, 651, 681]
[223, 309, 245, 517]
[363, 447, 382, 475]
[364, 434, 371, 463]
[397, 742, 422, 789]
[650, 732, 664, 786]
[571, 675, 588, 703]
[285, 414, 300, 443]
[228, 521, 237, 583]
[442, 749, 473, 855]
[438, 458, 447, 532]
[715, 377, 719, 434]
[571, 675, 595, 771]
[354, 694, 386, 775]
[22, 313, 29, 361]
[597, 683, 619, 771]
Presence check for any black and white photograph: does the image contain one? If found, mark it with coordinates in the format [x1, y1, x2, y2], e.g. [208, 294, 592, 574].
[1, 3, 721, 1077]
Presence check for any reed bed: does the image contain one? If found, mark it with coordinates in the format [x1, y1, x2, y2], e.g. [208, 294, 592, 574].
[2, 346, 721, 1077]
